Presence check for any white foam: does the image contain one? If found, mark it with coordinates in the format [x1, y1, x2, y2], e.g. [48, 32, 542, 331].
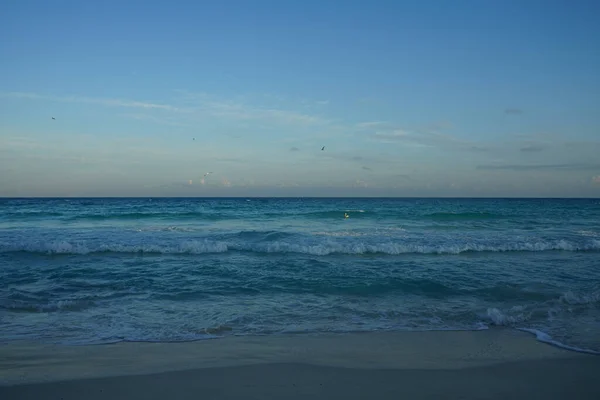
[518, 328, 600, 355]
[559, 290, 600, 305]
[0, 240, 229, 255]
[134, 226, 198, 233]
[24, 240, 92, 254]
[98, 241, 229, 254]
[6, 299, 92, 313]
[485, 306, 600, 355]
[485, 307, 532, 326]
[312, 231, 370, 237]
[230, 239, 600, 255]
[1, 238, 599, 255]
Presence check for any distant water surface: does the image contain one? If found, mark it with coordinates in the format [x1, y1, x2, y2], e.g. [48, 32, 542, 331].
[1, 198, 599, 352]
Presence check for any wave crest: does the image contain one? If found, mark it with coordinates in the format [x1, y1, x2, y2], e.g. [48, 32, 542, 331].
[559, 290, 600, 305]
[2, 299, 94, 313]
[425, 212, 504, 221]
[1, 238, 599, 255]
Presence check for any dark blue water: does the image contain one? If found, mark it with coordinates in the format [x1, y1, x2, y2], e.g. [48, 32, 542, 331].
[1, 198, 599, 352]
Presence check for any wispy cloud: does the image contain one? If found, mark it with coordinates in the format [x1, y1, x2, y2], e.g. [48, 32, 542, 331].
[2, 92, 179, 111]
[593, 176, 600, 184]
[120, 113, 192, 127]
[362, 166, 372, 171]
[356, 121, 390, 129]
[1, 90, 330, 128]
[200, 101, 328, 125]
[174, 90, 331, 126]
[505, 108, 523, 115]
[373, 129, 411, 140]
[353, 179, 369, 188]
[289, 147, 300, 152]
[367, 122, 496, 153]
[477, 163, 600, 171]
[371, 128, 459, 149]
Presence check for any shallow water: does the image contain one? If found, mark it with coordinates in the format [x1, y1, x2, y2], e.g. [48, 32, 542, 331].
[1, 198, 599, 352]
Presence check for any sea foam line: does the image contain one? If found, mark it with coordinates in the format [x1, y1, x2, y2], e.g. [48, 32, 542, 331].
[517, 328, 600, 355]
[1, 238, 599, 255]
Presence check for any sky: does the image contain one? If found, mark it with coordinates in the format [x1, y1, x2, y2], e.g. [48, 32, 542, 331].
[1, 0, 599, 197]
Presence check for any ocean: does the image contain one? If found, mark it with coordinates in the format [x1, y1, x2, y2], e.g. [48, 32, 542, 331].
[1, 198, 599, 353]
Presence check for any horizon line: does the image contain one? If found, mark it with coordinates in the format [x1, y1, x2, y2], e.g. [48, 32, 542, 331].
[1, 196, 599, 200]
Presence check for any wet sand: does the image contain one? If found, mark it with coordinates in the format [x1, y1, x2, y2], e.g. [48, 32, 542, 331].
[1, 329, 599, 399]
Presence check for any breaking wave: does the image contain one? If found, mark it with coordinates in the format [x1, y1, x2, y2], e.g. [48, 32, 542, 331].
[1, 237, 599, 255]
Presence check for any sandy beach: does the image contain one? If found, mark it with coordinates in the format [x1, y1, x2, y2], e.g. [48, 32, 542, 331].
[1, 329, 599, 399]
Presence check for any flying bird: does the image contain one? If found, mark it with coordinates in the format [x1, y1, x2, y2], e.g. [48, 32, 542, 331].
[321, 146, 325, 151]
[51, 117, 55, 120]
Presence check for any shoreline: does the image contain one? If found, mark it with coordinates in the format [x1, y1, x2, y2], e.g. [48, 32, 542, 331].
[516, 327, 600, 355]
[2, 329, 599, 399]
[1, 328, 598, 384]
[3, 325, 599, 357]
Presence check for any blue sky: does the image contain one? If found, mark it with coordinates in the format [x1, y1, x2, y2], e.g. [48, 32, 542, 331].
[1, 0, 599, 197]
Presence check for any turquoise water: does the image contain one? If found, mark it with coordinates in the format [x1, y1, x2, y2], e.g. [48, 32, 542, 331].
[1, 198, 599, 352]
